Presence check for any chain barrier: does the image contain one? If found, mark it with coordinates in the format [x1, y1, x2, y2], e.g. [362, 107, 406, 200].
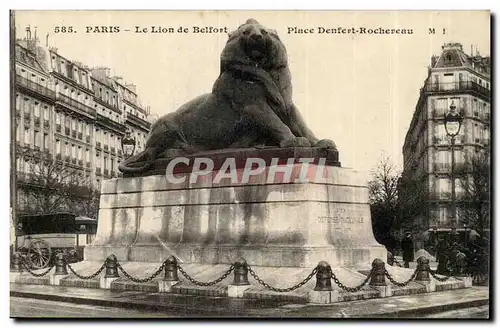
[116, 262, 166, 283]
[67, 262, 106, 280]
[21, 261, 54, 277]
[384, 268, 419, 287]
[331, 269, 373, 292]
[392, 258, 404, 268]
[429, 270, 453, 282]
[177, 264, 234, 286]
[247, 265, 317, 293]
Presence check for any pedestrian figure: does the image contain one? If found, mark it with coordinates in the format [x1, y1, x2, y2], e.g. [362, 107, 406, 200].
[436, 237, 449, 275]
[401, 232, 414, 268]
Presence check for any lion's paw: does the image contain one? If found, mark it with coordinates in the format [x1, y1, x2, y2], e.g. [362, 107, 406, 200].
[314, 139, 337, 150]
[280, 137, 312, 148]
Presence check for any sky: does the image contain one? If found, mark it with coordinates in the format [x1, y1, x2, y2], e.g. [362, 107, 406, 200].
[14, 10, 490, 173]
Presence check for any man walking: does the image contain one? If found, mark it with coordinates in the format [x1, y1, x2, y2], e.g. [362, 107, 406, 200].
[401, 232, 414, 268]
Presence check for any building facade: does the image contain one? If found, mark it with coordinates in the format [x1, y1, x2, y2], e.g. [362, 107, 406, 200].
[402, 43, 491, 243]
[14, 33, 152, 216]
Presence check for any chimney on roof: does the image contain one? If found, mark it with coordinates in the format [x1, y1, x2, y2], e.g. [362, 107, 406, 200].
[91, 67, 111, 80]
[125, 83, 137, 93]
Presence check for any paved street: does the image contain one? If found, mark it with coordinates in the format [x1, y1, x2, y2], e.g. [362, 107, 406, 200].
[424, 305, 489, 319]
[10, 297, 179, 318]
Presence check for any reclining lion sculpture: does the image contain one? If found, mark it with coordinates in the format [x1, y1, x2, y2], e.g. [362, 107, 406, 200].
[119, 19, 337, 173]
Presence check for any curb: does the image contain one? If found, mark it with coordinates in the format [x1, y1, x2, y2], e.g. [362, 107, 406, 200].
[11, 288, 490, 318]
[357, 299, 490, 318]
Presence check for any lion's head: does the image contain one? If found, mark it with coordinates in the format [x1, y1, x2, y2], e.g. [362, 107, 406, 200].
[221, 19, 288, 72]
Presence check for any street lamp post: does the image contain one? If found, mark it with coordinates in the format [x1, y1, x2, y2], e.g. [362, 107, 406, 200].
[121, 130, 136, 159]
[444, 100, 463, 239]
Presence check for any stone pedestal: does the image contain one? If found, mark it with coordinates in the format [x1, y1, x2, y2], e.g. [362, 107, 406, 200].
[85, 149, 386, 268]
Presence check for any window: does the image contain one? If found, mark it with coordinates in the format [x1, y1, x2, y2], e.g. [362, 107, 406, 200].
[438, 206, 447, 225]
[96, 154, 100, 168]
[32, 94, 39, 114]
[72, 144, 76, 158]
[24, 128, 31, 144]
[65, 142, 70, 156]
[55, 112, 61, 124]
[43, 133, 49, 149]
[85, 149, 90, 162]
[111, 158, 115, 171]
[24, 98, 30, 114]
[43, 106, 49, 120]
[34, 131, 40, 147]
[78, 121, 83, 133]
[78, 146, 82, 160]
[445, 53, 452, 62]
[55, 139, 61, 154]
[71, 119, 77, 131]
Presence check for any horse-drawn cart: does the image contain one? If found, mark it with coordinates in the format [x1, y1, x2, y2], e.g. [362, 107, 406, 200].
[15, 212, 97, 269]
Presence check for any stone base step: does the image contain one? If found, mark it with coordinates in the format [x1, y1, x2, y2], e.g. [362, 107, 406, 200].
[10, 261, 470, 304]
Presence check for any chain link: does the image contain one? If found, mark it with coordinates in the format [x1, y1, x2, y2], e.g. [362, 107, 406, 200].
[429, 270, 453, 282]
[21, 261, 54, 277]
[392, 258, 404, 268]
[177, 264, 234, 286]
[384, 268, 418, 287]
[67, 262, 106, 280]
[247, 265, 317, 293]
[331, 269, 373, 292]
[117, 262, 166, 283]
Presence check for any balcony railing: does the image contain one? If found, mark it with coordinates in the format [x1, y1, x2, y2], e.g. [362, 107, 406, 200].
[117, 149, 122, 157]
[34, 117, 40, 126]
[24, 113, 31, 121]
[433, 163, 451, 172]
[56, 93, 96, 117]
[16, 75, 56, 99]
[125, 112, 151, 130]
[78, 132, 83, 140]
[71, 130, 77, 138]
[78, 159, 83, 166]
[71, 158, 77, 164]
[422, 81, 490, 99]
[65, 127, 70, 135]
[104, 145, 109, 151]
[96, 141, 102, 150]
[429, 191, 452, 201]
[86, 135, 91, 143]
[111, 147, 116, 154]
[96, 167, 101, 175]
[65, 155, 71, 162]
[56, 124, 61, 132]
[56, 153, 62, 160]
[43, 120, 50, 129]
[104, 169, 109, 176]
[86, 162, 91, 168]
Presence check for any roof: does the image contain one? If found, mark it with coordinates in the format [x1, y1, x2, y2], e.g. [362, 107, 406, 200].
[432, 43, 491, 77]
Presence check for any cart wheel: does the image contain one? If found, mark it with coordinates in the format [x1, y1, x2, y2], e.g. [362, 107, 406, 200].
[27, 239, 52, 269]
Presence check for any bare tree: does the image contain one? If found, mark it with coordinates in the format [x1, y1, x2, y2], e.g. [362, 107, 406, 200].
[17, 150, 100, 218]
[457, 149, 490, 235]
[368, 156, 400, 251]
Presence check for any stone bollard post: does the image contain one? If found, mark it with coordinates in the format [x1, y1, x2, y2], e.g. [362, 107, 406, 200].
[54, 252, 68, 275]
[232, 258, 250, 286]
[415, 256, 435, 292]
[370, 258, 392, 297]
[158, 256, 180, 293]
[228, 258, 251, 298]
[10, 252, 23, 282]
[415, 256, 430, 281]
[50, 252, 69, 286]
[100, 254, 120, 289]
[309, 261, 337, 304]
[11, 252, 23, 273]
[314, 261, 333, 291]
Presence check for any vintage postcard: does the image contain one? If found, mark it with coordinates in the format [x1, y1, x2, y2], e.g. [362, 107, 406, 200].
[9, 10, 491, 319]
